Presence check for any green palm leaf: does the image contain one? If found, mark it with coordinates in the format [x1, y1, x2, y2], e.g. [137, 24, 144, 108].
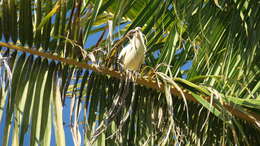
[0, 0, 259, 145]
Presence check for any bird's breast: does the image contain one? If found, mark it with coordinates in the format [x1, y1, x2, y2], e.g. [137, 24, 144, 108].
[122, 48, 144, 70]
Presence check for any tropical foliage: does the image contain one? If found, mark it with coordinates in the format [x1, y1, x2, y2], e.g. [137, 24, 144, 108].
[0, 0, 259, 145]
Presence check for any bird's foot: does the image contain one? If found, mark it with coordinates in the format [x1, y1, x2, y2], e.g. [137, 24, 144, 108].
[124, 70, 139, 82]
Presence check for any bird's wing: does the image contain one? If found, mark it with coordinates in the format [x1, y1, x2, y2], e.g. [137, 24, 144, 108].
[118, 43, 131, 60]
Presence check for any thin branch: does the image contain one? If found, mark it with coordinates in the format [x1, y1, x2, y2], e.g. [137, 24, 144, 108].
[95, 29, 106, 47]
[0, 41, 259, 128]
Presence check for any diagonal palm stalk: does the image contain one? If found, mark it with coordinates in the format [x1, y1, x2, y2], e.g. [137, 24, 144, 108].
[0, 0, 259, 145]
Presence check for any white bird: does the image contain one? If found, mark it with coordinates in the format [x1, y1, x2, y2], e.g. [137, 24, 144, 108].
[118, 27, 146, 71]
[92, 28, 146, 140]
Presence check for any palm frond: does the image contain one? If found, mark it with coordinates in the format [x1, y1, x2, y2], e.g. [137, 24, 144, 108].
[0, 0, 259, 145]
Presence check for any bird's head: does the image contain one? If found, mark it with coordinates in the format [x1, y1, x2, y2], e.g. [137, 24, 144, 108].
[127, 27, 142, 37]
[133, 27, 146, 47]
[135, 27, 142, 31]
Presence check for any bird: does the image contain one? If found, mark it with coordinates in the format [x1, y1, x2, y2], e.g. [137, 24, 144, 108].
[91, 28, 146, 141]
[118, 27, 146, 71]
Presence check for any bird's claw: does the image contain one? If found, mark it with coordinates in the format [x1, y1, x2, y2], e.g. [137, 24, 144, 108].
[124, 69, 139, 82]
